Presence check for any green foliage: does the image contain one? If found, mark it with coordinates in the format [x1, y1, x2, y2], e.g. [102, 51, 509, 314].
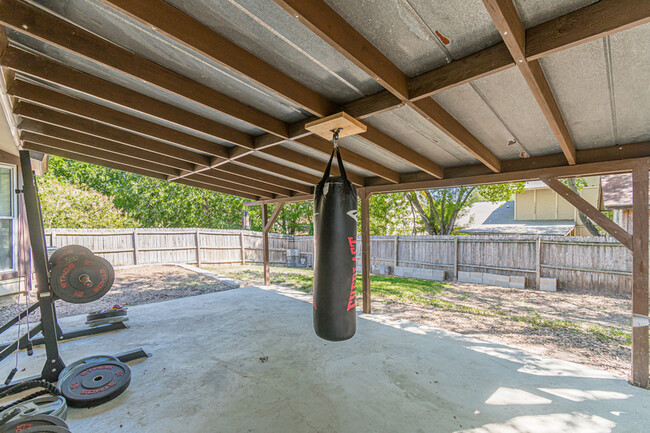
[46, 157, 247, 228]
[38, 174, 139, 229]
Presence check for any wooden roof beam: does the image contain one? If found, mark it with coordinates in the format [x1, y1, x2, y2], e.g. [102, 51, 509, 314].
[19, 123, 195, 172]
[7, 80, 230, 158]
[186, 170, 292, 197]
[275, 0, 501, 173]
[0, 46, 254, 149]
[214, 165, 313, 195]
[234, 155, 321, 186]
[482, 0, 577, 165]
[294, 135, 400, 183]
[21, 141, 258, 199]
[0, 0, 288, 137]
[13, 102, 212, 167]
[97, 0, 337, 118]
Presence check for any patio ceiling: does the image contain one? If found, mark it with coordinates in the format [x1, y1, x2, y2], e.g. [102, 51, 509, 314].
[0, 0, 648, 201]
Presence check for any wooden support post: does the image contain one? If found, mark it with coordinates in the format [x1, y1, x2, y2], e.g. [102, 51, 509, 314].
[631, 160, 649, 388]
[240, 231, 246, 265]
[262, 204, 270, 286]
[262, 203, 284, 286]
[132, 229, 138, 265]
[542, 177, 633, 250]
[454, 237, 459, 279]
[360, 189, 371, 314]
[195, 229, 201, 268]
[393, 235, 399, 270]
[536, 237, 542, 289]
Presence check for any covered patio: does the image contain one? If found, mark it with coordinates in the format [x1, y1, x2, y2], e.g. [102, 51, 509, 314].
[0, 1, 648, 427]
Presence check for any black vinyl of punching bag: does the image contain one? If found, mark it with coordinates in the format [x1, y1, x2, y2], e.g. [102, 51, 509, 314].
[313, 145, 358, 341]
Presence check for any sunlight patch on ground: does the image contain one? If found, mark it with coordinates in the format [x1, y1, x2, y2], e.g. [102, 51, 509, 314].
[485, 387, 552, 406]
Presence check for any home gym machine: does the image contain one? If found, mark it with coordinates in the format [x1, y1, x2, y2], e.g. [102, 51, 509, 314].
[0, 150, 148, 389]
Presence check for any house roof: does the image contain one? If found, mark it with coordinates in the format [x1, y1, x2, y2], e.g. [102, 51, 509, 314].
[459, 200, 575, 235]
[601, 173, 650, 209]
[0, 0, 648, 202]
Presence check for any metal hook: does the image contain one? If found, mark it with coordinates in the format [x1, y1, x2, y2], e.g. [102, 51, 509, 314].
[331, 128, 342, 149]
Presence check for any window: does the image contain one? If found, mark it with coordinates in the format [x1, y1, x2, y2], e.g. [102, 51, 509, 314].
[0, 164, 16, 272]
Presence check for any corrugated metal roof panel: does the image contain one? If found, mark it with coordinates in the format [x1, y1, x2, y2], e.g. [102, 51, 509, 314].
[472, 67, 561, 156]
[165, 0, 382, 104]
[610, 23, 650, 144]
[27, 0, 312, 123]
[365, 105, 477, 167]
[9, 30, 266, 135]
[513, 0, 598, 28]
[539, 38, 615, 150]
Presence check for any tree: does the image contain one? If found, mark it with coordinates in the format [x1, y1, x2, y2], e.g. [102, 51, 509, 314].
[46, 156, 247, 228]
[405, 183, 525, 235]
[566, 178, 601, 236]
[38, 174, 139, 228]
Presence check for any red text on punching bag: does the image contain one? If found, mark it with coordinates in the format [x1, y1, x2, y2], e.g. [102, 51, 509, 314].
[347, 237, 357, 311]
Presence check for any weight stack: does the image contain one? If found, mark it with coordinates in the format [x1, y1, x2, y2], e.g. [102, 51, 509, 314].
[312, 147, 357, 341]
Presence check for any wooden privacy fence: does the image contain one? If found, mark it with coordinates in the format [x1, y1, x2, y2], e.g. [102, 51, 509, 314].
[46, 229, 635, 295]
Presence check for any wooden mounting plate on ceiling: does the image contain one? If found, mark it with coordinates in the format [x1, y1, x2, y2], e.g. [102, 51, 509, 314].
[304, 112, 367, 140]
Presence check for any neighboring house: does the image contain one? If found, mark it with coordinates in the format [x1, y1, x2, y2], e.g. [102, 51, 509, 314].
[601, 174, 650, 234]
[459, 176, 601, 236]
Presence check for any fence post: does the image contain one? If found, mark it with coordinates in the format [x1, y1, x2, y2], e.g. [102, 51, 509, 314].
[132, 229, 138, 265]
[195, 229, 201, 268]
[50, 229, 56, 248]
[454, 237, 459, 279]
[536, 237, 542, 288]
[240, 231, 246, 265]
[393, 235, 398, 270]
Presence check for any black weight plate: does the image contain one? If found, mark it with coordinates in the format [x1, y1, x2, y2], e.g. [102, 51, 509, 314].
[57, 355, 119, 387]
[50, 256, 115, 304]
[0, 415, 68, 433]
[60, 360, 131, 408]
[48, 245, 93, 268]
[86, 309, 127, 322]
[13, 427, 70, 433]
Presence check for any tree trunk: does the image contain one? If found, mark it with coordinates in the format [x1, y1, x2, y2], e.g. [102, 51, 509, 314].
[567, 178, 601, 236]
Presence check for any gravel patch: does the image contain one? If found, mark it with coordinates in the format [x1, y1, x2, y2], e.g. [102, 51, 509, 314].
[0, 265, 234, 325]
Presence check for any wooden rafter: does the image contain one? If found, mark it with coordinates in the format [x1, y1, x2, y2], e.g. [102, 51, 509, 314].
[294, 135, 400, 183]
[0, 0, 288, 137]
[20, 125, 195, 172]
[482, 0, 577, 165]
[8, 79, 230, 158]
[258, 146, 366, 187]
[14, 102, 212, 167]
[96, 0, 337, 118]
[273, 0, 502, 173]
[214, 165, 313, 195]
[186, 170, 292, 197]
[0, 46, 254, 148]
[526, 0, 650, 60]
[234, 155, 321, 186]
[541, 177, 632, 249]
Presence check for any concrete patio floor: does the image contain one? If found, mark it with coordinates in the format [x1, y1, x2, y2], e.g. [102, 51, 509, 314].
[2, 285, 649, 433]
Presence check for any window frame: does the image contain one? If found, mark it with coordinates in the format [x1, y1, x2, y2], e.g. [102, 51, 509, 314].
[0, 162, 17, 274]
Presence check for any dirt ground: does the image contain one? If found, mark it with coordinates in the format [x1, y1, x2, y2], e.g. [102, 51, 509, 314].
[0, 266, 232, 325]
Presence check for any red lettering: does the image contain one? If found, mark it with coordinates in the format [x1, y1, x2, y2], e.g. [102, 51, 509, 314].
[347, 267, 356, 311]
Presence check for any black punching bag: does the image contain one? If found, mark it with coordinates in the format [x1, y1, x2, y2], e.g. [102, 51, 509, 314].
[313, 145, 357, 341]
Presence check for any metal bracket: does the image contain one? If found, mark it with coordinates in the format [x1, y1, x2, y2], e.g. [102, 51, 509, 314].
[633, 314, 650, 328]
[331, 127, 342, 149]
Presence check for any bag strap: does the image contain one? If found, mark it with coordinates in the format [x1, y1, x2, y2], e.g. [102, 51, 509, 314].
[318, 146, 352, 192]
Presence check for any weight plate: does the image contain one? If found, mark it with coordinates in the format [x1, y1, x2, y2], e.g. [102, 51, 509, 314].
[50, 256, 115, 304]
[48, 245, 93, 269]
[59, 360, 131, 408]
[12, 427, 70, 433]
[0, 395, 67, 423]
[57, 355, 118, 387]
[85, 316, 129, 328]
[0, 415, 68, 433]
[86, 309, 127, 322]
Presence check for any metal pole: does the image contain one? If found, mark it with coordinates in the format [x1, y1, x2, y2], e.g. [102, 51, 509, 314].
[18, 150, 65, 381]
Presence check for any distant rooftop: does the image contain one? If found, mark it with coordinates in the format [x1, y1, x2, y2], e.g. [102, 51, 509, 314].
[601, 174, 638, 209]
[458, 201, 575, 236]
